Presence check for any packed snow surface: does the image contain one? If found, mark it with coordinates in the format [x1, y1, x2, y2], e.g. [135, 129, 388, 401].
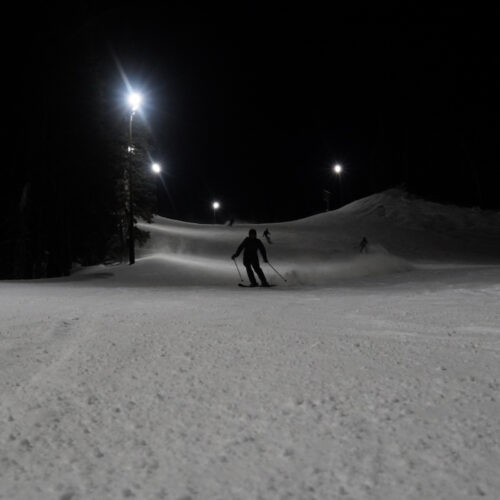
[1, 190, 499, 499]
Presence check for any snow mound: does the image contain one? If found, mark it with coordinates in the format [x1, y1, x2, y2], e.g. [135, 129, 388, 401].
[69, 190, 499, 287]
[283, 253, 412, 286]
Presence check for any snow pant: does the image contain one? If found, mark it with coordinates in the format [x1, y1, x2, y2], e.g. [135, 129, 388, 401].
[244, 260, 268, 285]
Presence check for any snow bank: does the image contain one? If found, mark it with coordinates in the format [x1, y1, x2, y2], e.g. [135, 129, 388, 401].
[106, 189, 498, 287]
[64, 189, 500, 287]
[283, 253, 412, 286]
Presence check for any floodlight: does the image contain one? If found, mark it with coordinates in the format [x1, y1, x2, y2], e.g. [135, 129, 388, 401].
[128, 92, 142, 111]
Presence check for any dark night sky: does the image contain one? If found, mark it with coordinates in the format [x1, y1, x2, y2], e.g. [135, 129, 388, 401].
[12, 5, 500, 223]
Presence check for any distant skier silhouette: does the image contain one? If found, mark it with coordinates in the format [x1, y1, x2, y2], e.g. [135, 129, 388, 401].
[359, 236, 369, 253]
[263, 228, 272, 244]
[232, 229, 270, 287]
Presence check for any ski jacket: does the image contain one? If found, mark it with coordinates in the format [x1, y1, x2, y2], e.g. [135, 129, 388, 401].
[234, 237, 268, 265]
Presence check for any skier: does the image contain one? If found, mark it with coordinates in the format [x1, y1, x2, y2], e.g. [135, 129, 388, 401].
[263, 228, 272, 244]
[359, 236, 368, 253]
[232, 229, 270, 287]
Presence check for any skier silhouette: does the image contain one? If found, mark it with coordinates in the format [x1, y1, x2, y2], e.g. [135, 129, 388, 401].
[232, 229, 270, 287]
[263, 228, 272, 244]
[359, 236, 368, 253]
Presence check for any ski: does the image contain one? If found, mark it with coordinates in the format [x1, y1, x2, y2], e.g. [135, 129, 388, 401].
[238, 283, 277, 288]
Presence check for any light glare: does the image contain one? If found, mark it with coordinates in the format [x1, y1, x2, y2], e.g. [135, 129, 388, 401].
[128, 92, 142, 111]
[333, 164, 342, 174]
[152, 163, 161, 174]
[212, 201, 220, 210]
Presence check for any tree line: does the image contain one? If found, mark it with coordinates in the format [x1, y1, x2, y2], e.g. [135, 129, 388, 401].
[2, 7, 156, 279]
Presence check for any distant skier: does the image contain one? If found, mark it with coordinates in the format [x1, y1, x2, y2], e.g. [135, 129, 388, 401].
[232, 229, 270, 287]
[263, 228, 272, 244]
[359, 236, 368, 253]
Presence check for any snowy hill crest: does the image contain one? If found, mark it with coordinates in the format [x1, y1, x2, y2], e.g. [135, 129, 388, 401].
[68, 190, 500, 287]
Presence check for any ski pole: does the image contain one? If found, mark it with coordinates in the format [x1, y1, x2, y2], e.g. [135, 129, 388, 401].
[266, 261, 287, 282]
[233, 257, 244, 282]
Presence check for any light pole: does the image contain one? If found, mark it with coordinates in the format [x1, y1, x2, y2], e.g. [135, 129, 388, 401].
[126, 92, 142, 265]
[212, 201, 220, 224]
[151, 163, 162, 215]
[333, 163, 343, 207]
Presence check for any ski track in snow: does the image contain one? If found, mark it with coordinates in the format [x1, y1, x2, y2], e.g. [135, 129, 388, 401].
[1, 269, 499, 500]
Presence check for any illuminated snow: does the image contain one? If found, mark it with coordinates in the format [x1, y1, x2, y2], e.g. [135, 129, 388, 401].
[1, 190, 499, 499]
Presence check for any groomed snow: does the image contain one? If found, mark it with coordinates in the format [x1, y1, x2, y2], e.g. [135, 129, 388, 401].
[1, 190, 499, 499]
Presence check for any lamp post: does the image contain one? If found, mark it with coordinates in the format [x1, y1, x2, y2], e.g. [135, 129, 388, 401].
[212, 201, 220, 224]
[333, 163, 343, 207]
[151, 163, 162, 215]
[126, 92, 142, 265]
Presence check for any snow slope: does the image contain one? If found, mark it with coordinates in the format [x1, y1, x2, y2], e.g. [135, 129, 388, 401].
[68, 188, 496, 288]
[1, 190, 499, 499]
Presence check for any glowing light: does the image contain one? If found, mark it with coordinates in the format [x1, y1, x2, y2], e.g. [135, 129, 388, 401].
[212, 201, 220, 210]
[333, 164, 342, 174]
[128, 92, 142, 111]
[152, 163, 161, 174]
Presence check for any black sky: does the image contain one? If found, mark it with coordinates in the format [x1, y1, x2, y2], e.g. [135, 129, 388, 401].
[12, 5, 500, 223]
